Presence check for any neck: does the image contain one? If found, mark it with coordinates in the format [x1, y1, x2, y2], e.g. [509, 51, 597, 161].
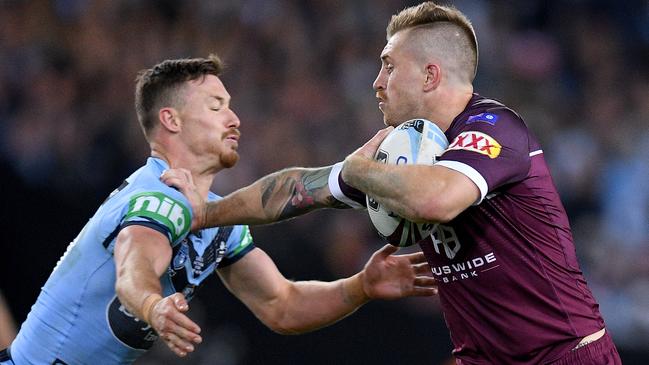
[426, 84, 473, 132]
[151, 144, 218, 199]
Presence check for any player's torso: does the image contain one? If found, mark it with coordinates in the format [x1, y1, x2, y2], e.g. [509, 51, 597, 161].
[10, 159, 238, 364]
[101, 223, 232, 358]
[419, 95, 604, 364]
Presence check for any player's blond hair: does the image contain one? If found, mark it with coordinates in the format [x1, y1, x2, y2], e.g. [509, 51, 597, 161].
[387, 2, 478, 82]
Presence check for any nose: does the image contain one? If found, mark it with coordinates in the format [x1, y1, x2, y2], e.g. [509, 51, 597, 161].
[373, 69, 386, 92]
[227, 108, 240, 128]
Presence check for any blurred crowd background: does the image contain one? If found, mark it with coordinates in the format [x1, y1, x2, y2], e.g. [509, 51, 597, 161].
[1, 0, 648, 364]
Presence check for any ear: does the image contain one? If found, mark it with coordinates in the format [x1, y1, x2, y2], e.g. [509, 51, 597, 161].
[423, 63, 441, 92]
[158, 107, 182, 133]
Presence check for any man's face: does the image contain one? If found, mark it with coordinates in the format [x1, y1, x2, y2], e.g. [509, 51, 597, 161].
[178, 75, 241, 169]
[373, 31, 426, 127]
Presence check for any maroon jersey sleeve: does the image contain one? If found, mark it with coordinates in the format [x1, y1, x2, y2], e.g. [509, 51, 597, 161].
[437, 109, 532, 203]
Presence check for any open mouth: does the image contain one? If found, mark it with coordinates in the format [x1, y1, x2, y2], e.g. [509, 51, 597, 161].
[377, 95, 386, 109]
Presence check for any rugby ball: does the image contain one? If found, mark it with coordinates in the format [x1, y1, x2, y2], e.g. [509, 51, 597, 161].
[366, 119, 448, 247]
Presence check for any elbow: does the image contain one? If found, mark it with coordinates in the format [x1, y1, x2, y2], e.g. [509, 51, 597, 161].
[261, 313, 303, 336]
[256, 299, 311, 335]
[114, 275, 129, 303]
[268, 323, 302, 336]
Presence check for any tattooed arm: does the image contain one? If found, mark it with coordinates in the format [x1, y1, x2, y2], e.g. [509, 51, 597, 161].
[162, 166, 349, 229]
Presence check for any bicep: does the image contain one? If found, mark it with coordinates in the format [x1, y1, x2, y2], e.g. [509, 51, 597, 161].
[429, 165, 481, 221]
[114, 225, 172, 278]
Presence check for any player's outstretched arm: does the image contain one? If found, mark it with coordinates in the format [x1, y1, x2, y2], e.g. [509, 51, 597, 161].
[162, 166, 349, 230]
[114, 226, 202, 357]
[218, 245, 437, 335]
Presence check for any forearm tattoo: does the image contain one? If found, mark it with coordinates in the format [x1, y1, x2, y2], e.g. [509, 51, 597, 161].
[260, 167, 348, 221]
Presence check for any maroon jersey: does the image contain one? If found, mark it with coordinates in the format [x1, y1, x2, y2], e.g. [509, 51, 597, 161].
[330, 94, 606, 364]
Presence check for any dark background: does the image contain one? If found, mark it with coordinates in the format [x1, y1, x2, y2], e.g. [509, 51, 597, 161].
[1, 0, 648, 364]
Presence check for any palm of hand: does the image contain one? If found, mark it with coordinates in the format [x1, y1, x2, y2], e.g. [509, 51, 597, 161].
[363, 251, 416, 300]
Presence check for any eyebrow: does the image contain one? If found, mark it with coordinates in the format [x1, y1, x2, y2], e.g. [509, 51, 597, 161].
[380, 54, 391, 63]
[210, 95, 228, 105]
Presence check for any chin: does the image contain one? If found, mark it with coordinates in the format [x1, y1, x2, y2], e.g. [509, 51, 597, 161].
[383, 116, 400, 127]
[221, 151, 240, 168]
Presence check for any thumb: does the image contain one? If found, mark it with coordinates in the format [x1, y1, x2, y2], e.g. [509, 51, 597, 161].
[370, 126, 393, 144]
[381, 125, 395, 135]
[357, 127, 394, 160]
[172, 293, 189, 311]
[376, 244, 399, 258]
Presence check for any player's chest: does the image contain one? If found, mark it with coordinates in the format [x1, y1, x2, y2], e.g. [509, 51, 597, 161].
[167, 227, 232, 295]
[419, 223, 501, 285]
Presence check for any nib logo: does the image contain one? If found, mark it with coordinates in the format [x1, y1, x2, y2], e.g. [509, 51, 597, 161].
[126, 192, 191, 241]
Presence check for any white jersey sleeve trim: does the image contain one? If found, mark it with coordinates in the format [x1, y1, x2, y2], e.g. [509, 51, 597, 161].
[436, 160, 489, 205]
[328, 162, 365, 209]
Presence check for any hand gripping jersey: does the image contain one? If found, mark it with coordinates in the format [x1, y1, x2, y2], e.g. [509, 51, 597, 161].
[9, 158, 254, 365]
[329, 94, 607, 365]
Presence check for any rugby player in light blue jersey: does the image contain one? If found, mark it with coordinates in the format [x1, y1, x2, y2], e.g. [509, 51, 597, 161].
[0, 55, 437, 365]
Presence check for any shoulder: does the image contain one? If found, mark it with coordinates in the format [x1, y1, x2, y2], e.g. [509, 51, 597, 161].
[460, 95, 526, 130]
[446, 96, 529, 156]
[126, 159, 192, 207]
[111, 160, 193, 243]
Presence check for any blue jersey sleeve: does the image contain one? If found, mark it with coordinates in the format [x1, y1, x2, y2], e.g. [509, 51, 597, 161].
[218, 225, 255, 267]
[119, 188, 193, 246]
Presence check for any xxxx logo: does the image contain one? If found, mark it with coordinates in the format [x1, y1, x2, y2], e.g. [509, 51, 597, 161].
[448, 131, 501, 159]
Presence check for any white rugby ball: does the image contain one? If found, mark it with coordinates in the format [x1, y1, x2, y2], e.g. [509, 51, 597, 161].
[366, 119, 448, 247]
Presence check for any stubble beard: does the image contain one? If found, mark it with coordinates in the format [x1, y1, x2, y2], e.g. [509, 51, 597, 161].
[220, 150, 239, 169]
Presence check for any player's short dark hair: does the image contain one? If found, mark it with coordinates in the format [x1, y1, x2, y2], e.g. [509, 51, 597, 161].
[134, 54, 223, 140]
[387, 2, 478, 81]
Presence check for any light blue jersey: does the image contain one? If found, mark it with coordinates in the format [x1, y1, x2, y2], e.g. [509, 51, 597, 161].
[7, 158, 255, 365]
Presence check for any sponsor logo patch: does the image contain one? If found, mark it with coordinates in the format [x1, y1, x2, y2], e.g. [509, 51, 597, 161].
[125, 192, 191, 242]
[447, 131, 501, 159]
[466, 112, 499, 125]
